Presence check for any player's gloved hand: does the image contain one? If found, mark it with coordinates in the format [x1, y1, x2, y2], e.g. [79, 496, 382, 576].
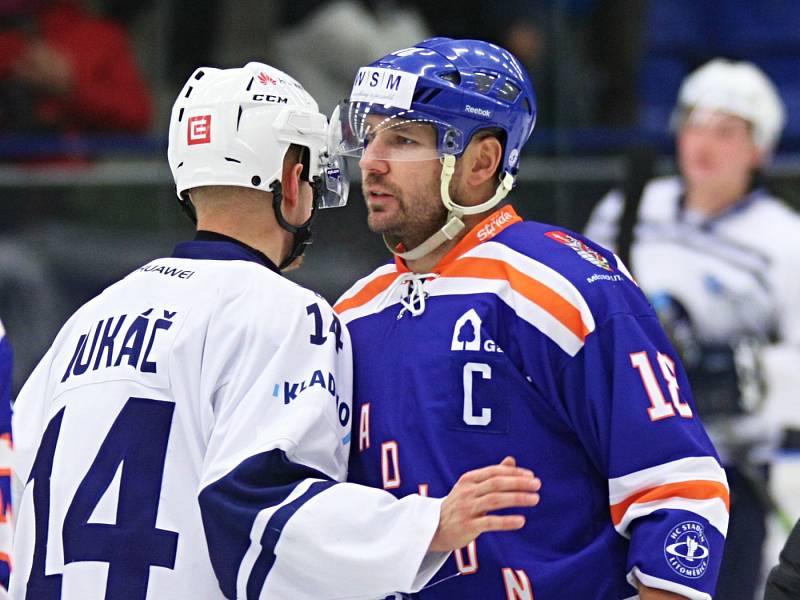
[428, 456, 541, 552]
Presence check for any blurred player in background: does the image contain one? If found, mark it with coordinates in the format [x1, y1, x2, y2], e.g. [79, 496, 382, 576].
[586, 58, 800, 600]
[8, 62, 541, 599]
[0, 320, 11, 598]
[334, 37, 728, 599]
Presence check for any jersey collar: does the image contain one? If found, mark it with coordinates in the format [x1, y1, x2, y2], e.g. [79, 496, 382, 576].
[678, 183, 769, 230]
[172, 231, 281, 274]
[395, 205, 522, 273]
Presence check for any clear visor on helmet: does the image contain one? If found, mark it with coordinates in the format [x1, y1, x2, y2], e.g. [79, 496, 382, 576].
[278, 106, 349, 209]
[314, 108, 350, 208]
[333, 100, 465, 162]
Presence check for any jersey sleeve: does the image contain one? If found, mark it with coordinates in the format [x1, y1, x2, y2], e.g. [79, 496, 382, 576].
[0, 323, 12, 591]
[559, 311, 729, 599]
[197, 289, 444, 600]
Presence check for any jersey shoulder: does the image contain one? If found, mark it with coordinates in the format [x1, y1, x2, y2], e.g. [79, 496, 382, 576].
[334, 261, 398, 314]
[488, 220, 653, 323]
[714, 192, 800, 265]
[638, 176, 683, 221]
[741, 194, 800, 239]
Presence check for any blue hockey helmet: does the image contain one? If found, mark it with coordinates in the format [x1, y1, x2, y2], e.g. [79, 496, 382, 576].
[334, 38, 536, 260]
[337, 37, 536, 176]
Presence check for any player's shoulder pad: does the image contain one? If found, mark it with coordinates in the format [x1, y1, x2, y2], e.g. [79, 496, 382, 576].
[742, 192, 800, 242]
[493, 221, 653, 321]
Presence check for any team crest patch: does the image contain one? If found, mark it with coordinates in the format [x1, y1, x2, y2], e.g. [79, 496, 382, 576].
[545, 231, 612, 271]
[664, 521, 710, 579]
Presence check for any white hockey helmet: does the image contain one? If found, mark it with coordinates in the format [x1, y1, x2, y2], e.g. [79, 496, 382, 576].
[674, 58, 786, 153]
[168, 62, 348, 212]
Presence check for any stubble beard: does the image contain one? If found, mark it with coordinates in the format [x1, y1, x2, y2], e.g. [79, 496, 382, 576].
[364, 174, 447, 251]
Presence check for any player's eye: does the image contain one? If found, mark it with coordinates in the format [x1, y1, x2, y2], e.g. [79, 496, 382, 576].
[392, 134, 417, 146]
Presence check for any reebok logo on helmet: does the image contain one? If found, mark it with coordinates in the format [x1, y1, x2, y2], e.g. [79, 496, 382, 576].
[465, 104, 491, 118]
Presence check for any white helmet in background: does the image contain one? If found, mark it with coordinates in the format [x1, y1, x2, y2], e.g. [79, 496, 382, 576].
[167, 62, 348, 268]
[674, 58, 786, 153]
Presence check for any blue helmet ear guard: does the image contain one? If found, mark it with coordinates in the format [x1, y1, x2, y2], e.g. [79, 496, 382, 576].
[338, 37, 537, 261]
[368, 37, 536, 177]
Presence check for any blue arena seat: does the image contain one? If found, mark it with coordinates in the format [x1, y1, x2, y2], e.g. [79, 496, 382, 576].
[716, 0, 800, 56]
[643, 1, 711, 57]
[637, 56, 689, 135]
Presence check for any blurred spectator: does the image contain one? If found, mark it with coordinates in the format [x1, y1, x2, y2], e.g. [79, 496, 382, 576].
[0, 0, 152, 141]
[585, 59, 799, 600]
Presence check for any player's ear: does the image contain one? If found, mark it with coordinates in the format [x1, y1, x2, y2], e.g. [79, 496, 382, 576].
[280, 148, 304, 210]
[465, 133, 503, 187]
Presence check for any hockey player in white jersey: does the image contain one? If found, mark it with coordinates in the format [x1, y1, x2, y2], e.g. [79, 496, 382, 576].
[9, 62, 542, 599]
[586, 59, 800, 600]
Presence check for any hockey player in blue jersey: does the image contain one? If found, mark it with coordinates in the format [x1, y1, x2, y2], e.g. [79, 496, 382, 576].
[9, 62, 542, 599]
[586, 59, 800, 600]
[333, 38, 729, 599]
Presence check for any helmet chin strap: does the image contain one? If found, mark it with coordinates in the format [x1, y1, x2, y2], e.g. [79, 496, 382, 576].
[387, 154, 515, 262]
[272, 180, 320, 270]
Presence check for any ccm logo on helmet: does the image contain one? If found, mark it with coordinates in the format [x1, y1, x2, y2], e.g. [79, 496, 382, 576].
[252, 94, 289, 103]
[187, 115, 211, 145]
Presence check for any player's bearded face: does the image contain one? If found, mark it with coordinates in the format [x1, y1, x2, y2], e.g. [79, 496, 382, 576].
[360, 124, 447, 250]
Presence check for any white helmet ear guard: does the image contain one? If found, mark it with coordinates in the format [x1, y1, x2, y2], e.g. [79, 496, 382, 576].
[167, 62, 349, 213]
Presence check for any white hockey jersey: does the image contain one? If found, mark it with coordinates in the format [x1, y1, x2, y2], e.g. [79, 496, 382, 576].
[10, 234, 444, 600]
[586, 176, 800, 463]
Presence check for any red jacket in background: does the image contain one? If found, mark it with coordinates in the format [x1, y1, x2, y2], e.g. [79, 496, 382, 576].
[0, 0, 152, 135]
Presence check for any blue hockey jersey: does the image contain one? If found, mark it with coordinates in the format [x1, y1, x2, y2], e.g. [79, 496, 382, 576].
[336, 206, 729, 600]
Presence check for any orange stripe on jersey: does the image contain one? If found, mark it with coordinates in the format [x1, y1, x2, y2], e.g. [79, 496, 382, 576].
[0, 551, 10, 567]
[334, 271, 399, 314]
[609, 480, 730, 526]
[445, 256, 591, 341]
[0, 433, 11, 448]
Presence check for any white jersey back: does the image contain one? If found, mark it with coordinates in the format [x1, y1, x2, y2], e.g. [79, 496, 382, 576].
[11, 240, 443, 600]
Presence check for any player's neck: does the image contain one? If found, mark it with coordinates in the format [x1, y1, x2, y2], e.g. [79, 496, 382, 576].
[684, 180, 750, 218]
[196, 214, 287, 268]
[404, 212, 484, 273]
